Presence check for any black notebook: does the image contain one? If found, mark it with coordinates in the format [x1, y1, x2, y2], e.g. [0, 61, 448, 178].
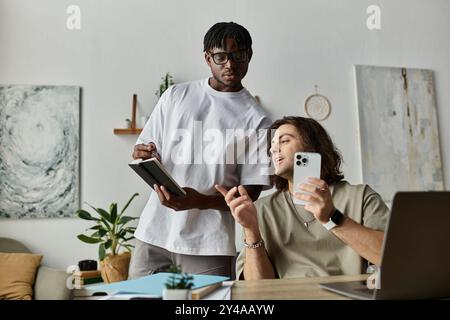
[129, 158, 186, 197]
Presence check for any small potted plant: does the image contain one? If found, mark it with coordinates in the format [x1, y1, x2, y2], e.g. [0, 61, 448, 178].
[124, 118, 131, 129]
[163, 264, 194, 300]
[155, 72, 174, 98]
[75, 193, 139, 283]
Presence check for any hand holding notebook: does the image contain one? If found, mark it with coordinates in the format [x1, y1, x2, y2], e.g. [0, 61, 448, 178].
[129, 158, 186, 197]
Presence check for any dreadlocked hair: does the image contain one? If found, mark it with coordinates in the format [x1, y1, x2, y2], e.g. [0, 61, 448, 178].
[203, 22, 252, 52]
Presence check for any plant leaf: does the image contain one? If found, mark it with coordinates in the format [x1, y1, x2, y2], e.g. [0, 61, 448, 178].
[100, 217, 112, 231]
[86, 203, 111, 222]
[119, 193, 139, 216]
[117, 230, 127, 238]
[99, 243, 106, 261]
[118, 216, 138, 225]
[98, 229, 107, 237]
[122, 245, 134, 252]
[104, 239, 112, 249]
[124, 227, 136, 233]
[110, 203, 117, 224]
[89, 225, 102, 230]
[77, 234, 102, 244]
[76, 209, 99, 221]
[97, 208, 112, 223]
[90, 231, 100, 238]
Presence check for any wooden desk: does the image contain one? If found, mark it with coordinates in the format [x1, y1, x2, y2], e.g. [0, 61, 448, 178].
[231, 274, 369, 300]
[73, 274, 369, 300]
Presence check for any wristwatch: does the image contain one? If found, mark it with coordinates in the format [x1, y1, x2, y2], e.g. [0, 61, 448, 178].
[322, 209, 344, 231]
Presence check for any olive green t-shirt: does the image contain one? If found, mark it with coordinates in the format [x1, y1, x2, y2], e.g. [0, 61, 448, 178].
[236, 181, 389, 279]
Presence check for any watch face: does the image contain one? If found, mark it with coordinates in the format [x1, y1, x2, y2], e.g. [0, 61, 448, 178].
[331, 209, 344, 225]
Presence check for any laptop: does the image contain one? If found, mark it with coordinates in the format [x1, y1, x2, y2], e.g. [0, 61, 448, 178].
[321, 191, 450, 299]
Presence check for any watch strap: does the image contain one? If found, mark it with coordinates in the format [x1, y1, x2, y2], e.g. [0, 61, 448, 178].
[322, 219, 337, 231]
[322, 209, 344, 231]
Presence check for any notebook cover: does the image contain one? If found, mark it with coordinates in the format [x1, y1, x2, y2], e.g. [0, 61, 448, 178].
[84, 273, 229, 297]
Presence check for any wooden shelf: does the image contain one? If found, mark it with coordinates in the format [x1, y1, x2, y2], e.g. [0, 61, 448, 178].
[113, 128, 142, 135]
[114, 93, 142, 135]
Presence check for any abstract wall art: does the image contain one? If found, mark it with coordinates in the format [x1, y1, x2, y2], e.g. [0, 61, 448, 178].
[0, 85, 80, 219]
[354, 65, 444, 202]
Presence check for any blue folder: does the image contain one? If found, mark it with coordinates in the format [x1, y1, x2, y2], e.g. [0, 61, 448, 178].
[84, 273, 229, 297]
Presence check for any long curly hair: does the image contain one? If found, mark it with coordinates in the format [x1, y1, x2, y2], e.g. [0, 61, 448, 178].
[269, 116, 344, 190]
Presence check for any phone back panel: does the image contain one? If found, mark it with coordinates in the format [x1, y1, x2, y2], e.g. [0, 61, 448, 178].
[293, 152, 322, 205]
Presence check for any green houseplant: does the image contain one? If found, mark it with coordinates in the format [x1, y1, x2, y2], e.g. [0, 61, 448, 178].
[76, 192, 139, 283]
[155, 72, 174, 98]
[163, 264, 194, 300]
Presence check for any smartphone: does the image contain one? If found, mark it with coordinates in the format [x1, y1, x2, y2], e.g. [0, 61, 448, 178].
[293, 152, 322, 205]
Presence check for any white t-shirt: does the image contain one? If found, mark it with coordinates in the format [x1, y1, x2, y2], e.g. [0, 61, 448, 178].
[134, 79, 272, 256]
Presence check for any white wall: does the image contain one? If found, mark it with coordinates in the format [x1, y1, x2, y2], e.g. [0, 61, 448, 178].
[1, 0, 449, 269]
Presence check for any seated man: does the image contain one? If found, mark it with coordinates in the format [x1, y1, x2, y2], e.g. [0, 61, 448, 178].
[216, 116, 389, 280]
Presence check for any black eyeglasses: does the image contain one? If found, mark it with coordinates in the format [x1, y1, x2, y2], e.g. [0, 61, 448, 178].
[208, 50, 249, 65]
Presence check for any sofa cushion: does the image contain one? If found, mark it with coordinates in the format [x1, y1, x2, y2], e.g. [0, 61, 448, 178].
[34, 266, 71, 300]
[0, 252, 43, 300]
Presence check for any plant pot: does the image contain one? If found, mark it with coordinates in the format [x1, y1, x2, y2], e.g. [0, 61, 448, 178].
[162, 288, 191, 300]
[100, 252, 131, 283]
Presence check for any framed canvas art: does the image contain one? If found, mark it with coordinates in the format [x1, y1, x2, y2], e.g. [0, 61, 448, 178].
[0, 85, 80, 218]
[354, 65, 444, 202]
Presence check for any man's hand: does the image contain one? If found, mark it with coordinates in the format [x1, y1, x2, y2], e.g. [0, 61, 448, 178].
[132, 143, 161, 162]
[215, 185, 259, 231]
[154, 185, 204, 211]
[294, 177, 335, 224]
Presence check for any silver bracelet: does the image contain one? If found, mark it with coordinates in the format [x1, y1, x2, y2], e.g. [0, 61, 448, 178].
[243, 238, 264, 249]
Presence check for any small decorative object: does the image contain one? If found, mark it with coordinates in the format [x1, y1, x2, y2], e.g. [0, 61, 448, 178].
[162, 264, 194, 300]
[78, 259, 97, 271]
[113, 94, 142, 134]
[75, 193, 139, 283]
[155, 72, 174, 98]
[304, 85, 331, 121]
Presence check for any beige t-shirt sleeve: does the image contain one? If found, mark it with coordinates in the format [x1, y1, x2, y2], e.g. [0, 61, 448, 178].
[361, 185, 390, 231]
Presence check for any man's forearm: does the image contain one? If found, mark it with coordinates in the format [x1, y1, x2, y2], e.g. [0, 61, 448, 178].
[332, 217, 384, 266]
[198, 193, 229, 211]
[242, 229, 277, 280]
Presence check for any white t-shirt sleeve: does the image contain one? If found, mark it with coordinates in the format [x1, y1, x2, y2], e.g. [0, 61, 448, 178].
[238, 116, 272, 188]
[135, 87, 172, 152]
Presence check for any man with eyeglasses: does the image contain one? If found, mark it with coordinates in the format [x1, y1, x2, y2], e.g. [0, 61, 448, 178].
[129, 22, 272, 279]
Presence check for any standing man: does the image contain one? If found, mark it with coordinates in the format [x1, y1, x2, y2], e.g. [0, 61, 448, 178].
[129, 22, 272, 279]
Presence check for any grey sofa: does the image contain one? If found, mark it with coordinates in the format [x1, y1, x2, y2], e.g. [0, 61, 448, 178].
[0, 237, 71, 300]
